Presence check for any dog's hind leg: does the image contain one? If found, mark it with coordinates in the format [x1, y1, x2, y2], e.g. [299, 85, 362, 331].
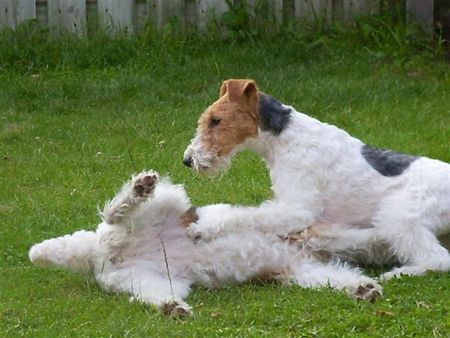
[101, 269, 193, 317]
[291, 260, 383, 302]
[29, 230, 97, 274]
[101, 171, 158, 225]
[374, 189, 450, 280]
[379, 227, 450, 280]
[140, 277, 193, 318]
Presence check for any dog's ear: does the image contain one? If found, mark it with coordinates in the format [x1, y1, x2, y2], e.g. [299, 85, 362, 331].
[241, 81, 257, 100]
[219, 80, 229, 97]
[220, 79, 257, 102]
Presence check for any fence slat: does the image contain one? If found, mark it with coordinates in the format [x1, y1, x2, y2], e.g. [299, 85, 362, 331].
[271, 0, 283, 25]
[148, 0, 184, 30]
[406, 0, 434, 33]
[98, 0, 134, 34]
[48, 0, 86, 35]
[295, 0, 332, 22]
[0, 0, 15, 29]
[135, 0, 148, 31]
[359, 0, 379, 15]
[246, 0, 256, 17]
[16, 0, 36, 25]
[197, 0, 228, 32]
[0, 0, 413, 35]
[0, 0, 36, 29]
[343, 0, 379, 19]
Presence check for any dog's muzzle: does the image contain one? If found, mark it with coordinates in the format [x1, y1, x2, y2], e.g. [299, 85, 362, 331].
[183, 144, 195, 168]
[183, 139, 227, 175]
[183, 156, 193, 168]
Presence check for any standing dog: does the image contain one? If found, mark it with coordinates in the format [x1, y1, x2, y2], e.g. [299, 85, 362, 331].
[183, 79, 450, 280]
[29, 171, 382, 317]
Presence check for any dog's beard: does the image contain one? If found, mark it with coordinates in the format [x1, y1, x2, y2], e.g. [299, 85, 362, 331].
[184, 139, 232, 176]
[192, 151, 232, 176]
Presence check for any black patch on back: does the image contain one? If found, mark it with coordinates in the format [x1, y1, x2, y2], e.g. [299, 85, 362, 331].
[361, 145, 418, 177]
[258, 93, 291, 135]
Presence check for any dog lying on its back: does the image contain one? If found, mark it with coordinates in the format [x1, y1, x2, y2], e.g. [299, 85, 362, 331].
[29, 171, 382, 317]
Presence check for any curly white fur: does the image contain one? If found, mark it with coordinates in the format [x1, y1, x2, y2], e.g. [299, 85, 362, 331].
[29, 171, 382, 317]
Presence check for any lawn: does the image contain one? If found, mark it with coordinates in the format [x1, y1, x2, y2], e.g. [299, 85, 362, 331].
[0, 19, 449, 337]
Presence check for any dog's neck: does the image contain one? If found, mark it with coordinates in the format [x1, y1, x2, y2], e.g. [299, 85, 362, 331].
[242, 106, 353, 201]
[243, 106, 312, 164]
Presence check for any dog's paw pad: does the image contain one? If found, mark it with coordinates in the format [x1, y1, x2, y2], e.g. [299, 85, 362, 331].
[160, 300, 192, 318]
[354, 283, 383, 303]
[133, 172, 158, 198]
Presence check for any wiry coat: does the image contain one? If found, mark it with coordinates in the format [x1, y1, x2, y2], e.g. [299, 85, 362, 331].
[183, 79, 450, 280]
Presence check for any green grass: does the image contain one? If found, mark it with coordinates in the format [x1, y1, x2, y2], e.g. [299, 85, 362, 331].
[1, 18, 450, 337]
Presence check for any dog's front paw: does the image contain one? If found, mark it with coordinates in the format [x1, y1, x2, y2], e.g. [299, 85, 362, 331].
[160, 300, 193, 318]
[185, 204, 231, 242]
[133, 171, 158, 198]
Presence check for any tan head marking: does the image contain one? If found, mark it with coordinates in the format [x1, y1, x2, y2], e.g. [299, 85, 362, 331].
[198, 79, 259, 156]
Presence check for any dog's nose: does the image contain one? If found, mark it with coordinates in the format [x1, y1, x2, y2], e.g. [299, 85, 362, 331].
[183, 157, 193, 168]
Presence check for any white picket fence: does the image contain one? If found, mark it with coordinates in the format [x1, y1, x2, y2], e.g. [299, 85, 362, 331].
[0, 1, 435, 35]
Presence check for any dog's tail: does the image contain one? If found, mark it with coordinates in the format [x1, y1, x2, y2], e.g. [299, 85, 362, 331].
[29, 230, 97, 274]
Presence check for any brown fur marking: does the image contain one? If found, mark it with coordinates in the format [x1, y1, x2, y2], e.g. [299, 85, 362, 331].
[249, 267, 294, 285]
[283, 222, 333, 243]
[197, 79, 260, 156]
[180, 207, 199, 227]
[282, 222, 334, 262]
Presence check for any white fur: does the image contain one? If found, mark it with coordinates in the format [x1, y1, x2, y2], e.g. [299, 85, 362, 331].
[29, 171, 382, 317]
[184, 104, 450, 280]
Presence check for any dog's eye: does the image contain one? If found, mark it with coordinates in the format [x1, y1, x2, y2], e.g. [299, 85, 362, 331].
[210, 117, 221, 128]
